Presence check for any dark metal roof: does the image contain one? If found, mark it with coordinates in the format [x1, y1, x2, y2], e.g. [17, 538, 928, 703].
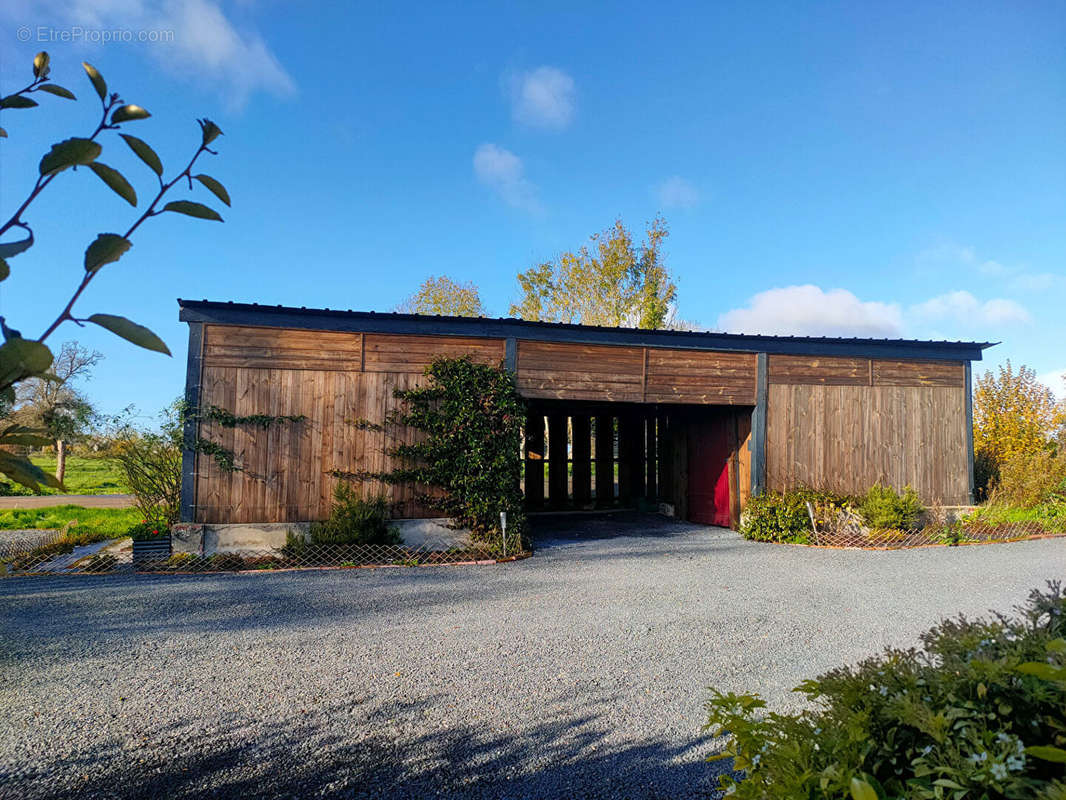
[178, 299, 995, 362]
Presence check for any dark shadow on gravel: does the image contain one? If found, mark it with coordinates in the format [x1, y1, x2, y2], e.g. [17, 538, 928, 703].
[8, 695, 729, 800]
[529, 511, 731, 544]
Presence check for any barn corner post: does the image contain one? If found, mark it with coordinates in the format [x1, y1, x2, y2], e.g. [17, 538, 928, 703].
[179, 322, 204, 523]
[749, 352, 768, 498]
[965, 361, 975, 504]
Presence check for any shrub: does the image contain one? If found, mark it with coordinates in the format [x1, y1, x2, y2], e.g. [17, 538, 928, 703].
[307, 484, 399, 546]
[126, 519, 167, 541]
[705, 581, 1066, 799]
[112, 404, 182, 527]
[990, 448, 1066, 509]
[857, 484, 924, 530]
[379, 356, 526, 548]
[740, 489, 851, 544]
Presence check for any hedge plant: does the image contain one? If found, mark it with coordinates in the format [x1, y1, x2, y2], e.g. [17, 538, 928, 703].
[740, 489, 851, 544]
[379, 356, 526, 548]
[705, 581, 1066, 799]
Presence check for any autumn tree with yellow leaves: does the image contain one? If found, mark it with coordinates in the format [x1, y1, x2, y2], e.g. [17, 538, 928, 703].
[972, 361, 1065, 499]
[397, 275, 486, 317]
[510, 217, 678, 329]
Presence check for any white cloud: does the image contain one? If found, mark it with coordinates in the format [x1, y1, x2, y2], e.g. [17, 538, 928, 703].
[473, 143, 539, 212]
[656, 176, 700, 209]
[1038, 370, 1066, 399]
[717, 285, 904, 337]
[508, 66, 575, 130]
[909, 290, 1031, 326]
[7, 0, 294, 108]
[916, 243, 976, 265]
[1010, 272, 1060, 291]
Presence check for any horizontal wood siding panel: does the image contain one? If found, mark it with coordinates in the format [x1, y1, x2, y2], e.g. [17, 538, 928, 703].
[873, 359, 965, 387]
[363, 334, 504, 373]
[516, 341, 644, 402]
[768, 355, 870, 385]
[764, 383, 969, 504]
[203, 325, 362, 371]
[646, 349, 756, 404]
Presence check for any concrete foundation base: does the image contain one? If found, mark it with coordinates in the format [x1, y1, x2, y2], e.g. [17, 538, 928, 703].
[171, 519, 471, 555]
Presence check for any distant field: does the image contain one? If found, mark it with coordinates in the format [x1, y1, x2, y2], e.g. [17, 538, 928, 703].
[24, 456, 128, 495]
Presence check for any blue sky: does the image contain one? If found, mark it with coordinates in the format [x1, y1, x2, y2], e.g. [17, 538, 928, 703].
[1, 1, 1064, 421]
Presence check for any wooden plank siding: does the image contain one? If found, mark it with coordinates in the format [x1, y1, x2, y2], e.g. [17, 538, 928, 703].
[194, 326, 504, 523]
[516, 340, 757, 405]
[764, 383, 970, 504]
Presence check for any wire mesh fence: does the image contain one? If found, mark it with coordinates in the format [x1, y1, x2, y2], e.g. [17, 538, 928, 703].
[0, 537, 526, 577]
[805, 518, 1063, 549]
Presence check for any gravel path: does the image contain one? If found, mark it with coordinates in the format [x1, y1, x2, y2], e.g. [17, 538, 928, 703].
[1, 512, 1063, 800]
[0, 494, 134, 509]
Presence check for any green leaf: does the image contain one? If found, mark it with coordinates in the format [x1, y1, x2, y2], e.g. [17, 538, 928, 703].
[1016, 662, 1066, 682]
[1026, 746, 1066, 763]
[84, 234, 131, 274]
[850, 778, 879, 800]
[0, 338, 53, 389]
[111, 104, 150, 124]
[119, 134, 163, 176]
[33, 52, 50, 79]
[38, 84, 76, 100]
[39, 137, 102, 176]
[0, 257, 9, 282]
[88, 162, 137, 206]
[162, 200, 223, 222]
[198, 118, 223, 146]
[1047, 638, 1066, 654]
[0, 230, 33, 259]
[0, 95, 37, 110]
[83, 62, 107, 101]
[87, 314, 171, 356]
[193, 174, 231, 206]
[0, 450, 63, 491]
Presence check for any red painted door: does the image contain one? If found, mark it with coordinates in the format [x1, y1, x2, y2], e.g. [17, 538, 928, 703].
[687, 416, 732, 527]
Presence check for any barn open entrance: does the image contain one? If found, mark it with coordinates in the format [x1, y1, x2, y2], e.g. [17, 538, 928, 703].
[522, 400, 753, 529]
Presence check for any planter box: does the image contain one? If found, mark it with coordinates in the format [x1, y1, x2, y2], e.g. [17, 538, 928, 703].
[132, 538, 171, 564]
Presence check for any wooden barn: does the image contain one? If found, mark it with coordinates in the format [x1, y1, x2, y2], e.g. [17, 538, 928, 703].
[178, 300, 991, 528]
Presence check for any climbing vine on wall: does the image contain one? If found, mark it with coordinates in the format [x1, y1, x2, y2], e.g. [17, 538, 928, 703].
[182, 402, 306, 473]
[342, 356, 526, 546]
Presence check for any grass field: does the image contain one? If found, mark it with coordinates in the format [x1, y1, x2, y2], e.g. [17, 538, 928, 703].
[12, 456, 128, 495]
[0, 506, 141, 535]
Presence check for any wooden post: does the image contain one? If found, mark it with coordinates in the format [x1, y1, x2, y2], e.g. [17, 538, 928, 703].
[548, 413, 569, 509]
[729, 411, 741, 529]
[525, 412, 545, 510]
[617, 413, 644, 505]
[645, 413, 657, 501]
[571, 414, 592, 507]
[179, 322, 204, 523]
[750, 352, 768, 497]
[594, 414, 614, 507]
[657, 412, 672, 503]
[965, 361, 975, 503]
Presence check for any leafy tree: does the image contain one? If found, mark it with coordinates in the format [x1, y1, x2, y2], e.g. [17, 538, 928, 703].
[0, 52, 228, 491]
[510, 217, 678, 329]
[973, 361, 1065, 496]
[12, 341, 102, 482]
[397, 275, 486, 317]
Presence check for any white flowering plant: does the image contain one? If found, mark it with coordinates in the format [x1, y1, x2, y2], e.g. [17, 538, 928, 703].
[704, 581, 1066, 799]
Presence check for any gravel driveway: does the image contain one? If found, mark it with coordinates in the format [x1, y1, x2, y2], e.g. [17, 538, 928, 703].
[1, 512, 1063, 800]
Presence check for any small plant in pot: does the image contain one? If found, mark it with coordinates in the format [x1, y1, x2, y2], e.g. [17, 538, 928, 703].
[128, 519, 171, 563]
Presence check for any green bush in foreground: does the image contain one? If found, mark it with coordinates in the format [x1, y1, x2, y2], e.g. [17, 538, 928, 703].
[705, 581, 1066, 799]
[857, 484, 925, 531]
[740, 489, 851, 544]
[305, 484, 399, 547]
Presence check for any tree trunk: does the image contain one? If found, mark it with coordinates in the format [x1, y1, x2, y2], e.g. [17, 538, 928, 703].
[55, 439, 66, 484]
